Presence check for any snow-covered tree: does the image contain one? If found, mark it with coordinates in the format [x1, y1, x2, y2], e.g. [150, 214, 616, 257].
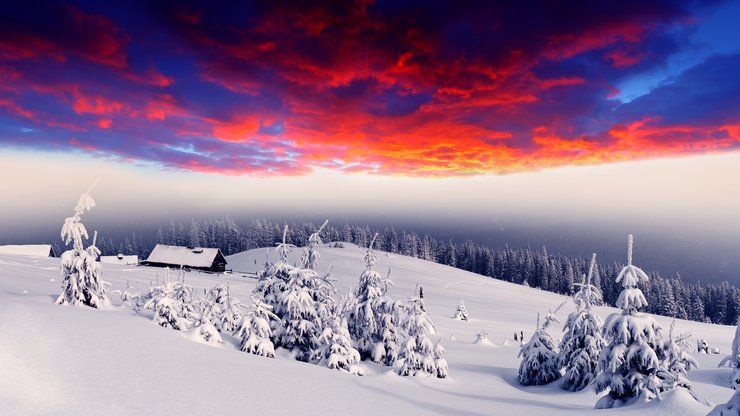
[144, 284, 187, 330]
[56, 185, 110, 308]
[434, 340, 449, 378]
[254, 225, 329, 362]
[316, 315, 364, 375]
[518, 304, 564, 386]
[559, 253, 605, 391]
[595, 235, 669, 408]
[397, 296, 446, 378]
[348, 234, 404, 366]
[453, 300, 469, 321]
[190, 299, 223, 345]
[236, 298, 279, 358]
[219, 296, 245, 334]
[301, 219, 328, 270]
[660, 320, 698, 391]
[709, 391, 740, 416]
[719, 322, 740, 389]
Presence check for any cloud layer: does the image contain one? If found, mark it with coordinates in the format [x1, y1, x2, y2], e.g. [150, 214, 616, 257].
[0, 0, 738, 176]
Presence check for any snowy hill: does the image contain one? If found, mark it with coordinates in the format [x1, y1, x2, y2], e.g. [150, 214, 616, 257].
[0, 244, 736, 416]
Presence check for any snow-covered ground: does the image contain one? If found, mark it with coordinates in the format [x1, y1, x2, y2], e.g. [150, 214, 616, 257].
[0, 244, 736, 415]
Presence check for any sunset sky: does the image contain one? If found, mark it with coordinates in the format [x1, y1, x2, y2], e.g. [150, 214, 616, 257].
[1, 1, 740, 282]
[1, 0, 739, 176]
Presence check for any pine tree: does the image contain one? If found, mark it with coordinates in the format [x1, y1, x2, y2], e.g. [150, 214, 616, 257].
[254, 225, 328, 362]
[559, 253, 605, 391]
[661, 320, 697, 391]
[348, 234, 403, 365]
[316, 315, 364, 375]
[719, 322, 740, 389]
[595, 235, 669, 408]
[518, 304, 564, 386]
[144, 273, 188, 330]
[397, 296, 446, 378]
[220, 296, 245, 334]
[190, 299, 223, 345]
[709, 391, 740, 416]
[56, 184, 110, 308]
[236, 298, 279, 358]
[453, 300, 469, 321]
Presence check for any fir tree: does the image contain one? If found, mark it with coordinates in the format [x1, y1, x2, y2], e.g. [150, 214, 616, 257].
[559, 253, 605, 391]
[144, 271, 189, 330]
[190, 299, 223, 345]
[719, 322, 740, 390]
[56, 185, 110, 308]
[397, 296, 446, 378]
[595, 235, 669, 408]
[518, 304, 564, 386]
[348, 234, 403, 366]
[316, 315, 364, 375]
[708, 391, 740, 416]
[661, 320, 697, 391]
[236, 298, 279, 358]
[453, 300, 469, 321]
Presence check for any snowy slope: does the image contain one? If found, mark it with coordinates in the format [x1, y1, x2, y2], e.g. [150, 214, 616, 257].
[0, 244, 736, 416]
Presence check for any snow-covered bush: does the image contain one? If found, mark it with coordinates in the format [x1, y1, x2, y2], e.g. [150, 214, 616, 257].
[397, 296, 446, 378]
[595, 235, 669, 409]
[518, 305, 564, 386]
[453, 300, 469, 321]
[316, 315, 364, 375]
[473, 330, 493, 346]
[236, 298, 279, 358]
[56, 185, 110, 308]
[559, 254, 605, 391]
[719, 323, 740, 390]
[348, 234, 404, 366]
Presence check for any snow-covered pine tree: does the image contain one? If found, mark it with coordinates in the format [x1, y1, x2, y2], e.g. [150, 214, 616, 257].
[434, 340, 449, 378]
[709, 391, 740, 416]
[518, 303, 565, 386]
[301, 219, 328, 270]
[254, 225, 328, 362]
[348, 234, 404, 366]
[595, 235, 669, 408]
[143, 272, 188, 330]
[397, 296, 446, 378]
[660, 320, 697, 391]
[56, 185, 110, 308]
[453, 300, 469, 321]
[719, 322, 740, 389]
[219, 296, 245, 334]
[236, 298, 279, 358]
[190, 298, 223, 345]
[316, 315, 364, 375]
[559, 253, 605, 391]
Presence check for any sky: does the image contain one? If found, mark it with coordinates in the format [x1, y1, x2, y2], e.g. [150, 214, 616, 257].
[1, 1, 739, 283]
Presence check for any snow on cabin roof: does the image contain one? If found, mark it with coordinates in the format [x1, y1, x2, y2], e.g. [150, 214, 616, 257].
[0, 244, 55, 257]
[100, 255, 139, 266]
[144, 244, 225, 268]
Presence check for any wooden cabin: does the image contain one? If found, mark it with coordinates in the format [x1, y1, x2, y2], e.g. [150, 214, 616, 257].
[142, 244, 227, 273]
[0, 244, 56, 257]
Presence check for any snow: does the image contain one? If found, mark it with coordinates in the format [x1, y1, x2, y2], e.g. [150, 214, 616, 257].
[0, 244, 54, 257]
[99, 255, 138, 266]
[144, 244, 223, 268]
[0, 243, 737, 415]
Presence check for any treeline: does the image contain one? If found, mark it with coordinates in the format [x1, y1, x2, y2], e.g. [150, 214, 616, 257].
[87, 216, 739, 326]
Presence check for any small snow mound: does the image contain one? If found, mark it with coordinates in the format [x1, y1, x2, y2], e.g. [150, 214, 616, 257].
[49, 278, 55, 282]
